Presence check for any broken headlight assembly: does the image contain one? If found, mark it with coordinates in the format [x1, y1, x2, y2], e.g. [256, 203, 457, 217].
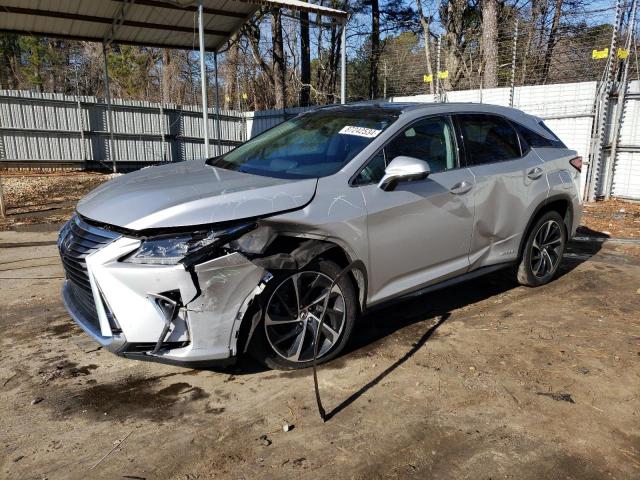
[122, 222, 257, 267]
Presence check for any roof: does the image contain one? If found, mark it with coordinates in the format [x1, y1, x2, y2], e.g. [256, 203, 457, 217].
[309, 101, 541, 127]
[336, 100, 534, 117]
[0, 0, 347, 51]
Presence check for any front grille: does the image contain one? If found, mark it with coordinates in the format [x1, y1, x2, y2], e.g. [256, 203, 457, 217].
[59, 215, 120, 332]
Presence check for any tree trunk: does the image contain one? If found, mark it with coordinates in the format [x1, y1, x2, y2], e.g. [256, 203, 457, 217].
[272, 9, 286, 109]
[415, 0, 434, 94]
[300, 8, 311, 106]
[223, 39, 240, 110]
[369, 0, 380, 99]
[541, 0, 563, 83]
[520, 0, 542, 84]
[162, 49, 172, 104]
[482, 0, 499, 89]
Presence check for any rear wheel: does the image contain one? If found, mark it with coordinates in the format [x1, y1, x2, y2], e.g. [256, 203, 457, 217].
[517, 211, 567, 287]
[250, 260, 357, 370]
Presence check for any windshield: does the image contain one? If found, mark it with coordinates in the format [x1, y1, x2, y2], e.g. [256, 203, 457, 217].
[208, 110, 397, 179]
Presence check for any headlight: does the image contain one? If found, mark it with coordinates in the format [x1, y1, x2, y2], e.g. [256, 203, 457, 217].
[123, 223, 256, 266]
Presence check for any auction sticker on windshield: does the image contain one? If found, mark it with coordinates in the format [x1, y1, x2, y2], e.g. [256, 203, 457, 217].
[338, 125, 382, 138]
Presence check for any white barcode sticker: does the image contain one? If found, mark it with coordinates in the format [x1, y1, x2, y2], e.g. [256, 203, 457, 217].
[338, 125, 382, 138]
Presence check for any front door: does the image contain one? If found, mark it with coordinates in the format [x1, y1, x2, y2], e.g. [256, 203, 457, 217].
[354, 115, 475, 305]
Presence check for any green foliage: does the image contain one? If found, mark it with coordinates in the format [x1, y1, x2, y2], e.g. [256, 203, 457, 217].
[107, 46, 156, 98]
[18, 36, 46, 89]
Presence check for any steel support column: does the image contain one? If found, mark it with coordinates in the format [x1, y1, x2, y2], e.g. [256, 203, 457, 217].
[214, 51, 222, 156]
[604, 0, 638, 199]
[198, 1, 210, 158]
[340, 19, 347, 104]
[102, 42, 117, 173]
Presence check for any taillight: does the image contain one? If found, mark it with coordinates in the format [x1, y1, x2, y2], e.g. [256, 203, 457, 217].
[569, 156, 582, 172]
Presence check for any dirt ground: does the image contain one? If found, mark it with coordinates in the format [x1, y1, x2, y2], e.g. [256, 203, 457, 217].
[1, 223, 640, 479]
[0, 172, 109, 231]
[1, 171, 640, 478]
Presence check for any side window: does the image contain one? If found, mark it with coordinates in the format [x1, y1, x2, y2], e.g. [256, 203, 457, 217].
[386, 116, 456, 174]
[514, 122, 566, 149]
[457, 114, 521, 165]
[353, 150, 386, 185]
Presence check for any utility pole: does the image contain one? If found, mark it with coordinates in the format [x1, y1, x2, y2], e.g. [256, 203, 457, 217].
[509, 18, 519, 107]
[383, 61, 387, 99]
[435, 35, 441, 100]
[340, 18, 347, 104]
[198, 0, 210, 158]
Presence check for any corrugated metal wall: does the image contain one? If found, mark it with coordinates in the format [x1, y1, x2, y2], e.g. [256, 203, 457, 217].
[1, 83, 638, 199]
[0, 91, 256, 167]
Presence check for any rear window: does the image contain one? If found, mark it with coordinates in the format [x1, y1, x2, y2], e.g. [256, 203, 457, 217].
[515, 122, 566, 149]
[457, 114, 521, 165]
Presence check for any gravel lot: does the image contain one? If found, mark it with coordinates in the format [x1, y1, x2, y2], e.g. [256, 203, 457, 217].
[1, 224, 639, 479]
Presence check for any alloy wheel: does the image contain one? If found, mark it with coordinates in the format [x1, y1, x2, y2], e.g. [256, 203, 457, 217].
[264, 271, 346, 363]
[530, 219, 564, 279]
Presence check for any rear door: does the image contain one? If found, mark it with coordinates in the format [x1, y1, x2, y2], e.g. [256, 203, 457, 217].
[354, 115, 475, 305]
[454, 113, 549, 268]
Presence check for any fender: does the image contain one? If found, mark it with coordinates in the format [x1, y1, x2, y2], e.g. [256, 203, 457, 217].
[517, 193, 574, 259]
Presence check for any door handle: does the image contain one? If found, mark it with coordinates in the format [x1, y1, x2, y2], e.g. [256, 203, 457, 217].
[450, 180, 473, 195]
[527, 167, 544, 180]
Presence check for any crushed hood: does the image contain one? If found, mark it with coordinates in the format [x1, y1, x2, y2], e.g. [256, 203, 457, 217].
[77, 160, 317, 230]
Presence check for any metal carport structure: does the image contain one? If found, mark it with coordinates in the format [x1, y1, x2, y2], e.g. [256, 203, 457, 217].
[0, 0, 348, 172]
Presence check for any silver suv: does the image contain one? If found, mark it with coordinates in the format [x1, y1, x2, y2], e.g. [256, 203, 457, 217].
[58, 103, 582, 370]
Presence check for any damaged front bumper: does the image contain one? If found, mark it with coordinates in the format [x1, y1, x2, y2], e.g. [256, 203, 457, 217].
[59, 217, 267, 367]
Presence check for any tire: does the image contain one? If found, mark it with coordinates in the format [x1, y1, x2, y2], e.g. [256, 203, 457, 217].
[249, 259, 357, 370]
[517, 211, 567, 287]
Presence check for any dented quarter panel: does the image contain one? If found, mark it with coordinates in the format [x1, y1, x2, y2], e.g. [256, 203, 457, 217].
[467, 150, 549, 269]
[536, 147, 582, 235]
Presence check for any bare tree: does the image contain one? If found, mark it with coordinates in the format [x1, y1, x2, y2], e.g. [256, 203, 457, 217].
[441, 0, 476, 89]
[300, 6, 311, 106]
[481, 0, 499, 88]
[415, 0, 435, 94]
[272, 8, 286, 109]
[541, 0, 564, 83]
[369, 0, 380, 99]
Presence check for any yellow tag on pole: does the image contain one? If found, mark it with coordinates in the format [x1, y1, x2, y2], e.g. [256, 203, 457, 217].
[225, 95, 231, 102]
[242, 93, 248, 100]
[592, 48, 608, 60]
[423, 74, 433, 83]
[617, 48, 629, 59]
[437, 70, 449, 79]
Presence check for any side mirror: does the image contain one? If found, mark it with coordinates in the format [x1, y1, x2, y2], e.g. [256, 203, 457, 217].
[378, 156, 431, 191]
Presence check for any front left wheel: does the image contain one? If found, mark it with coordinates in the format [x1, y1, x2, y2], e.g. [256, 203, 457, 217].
[250, 259, 357, 370]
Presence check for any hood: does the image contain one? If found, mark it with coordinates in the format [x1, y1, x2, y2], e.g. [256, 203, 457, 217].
[77, 160, 317, 230]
